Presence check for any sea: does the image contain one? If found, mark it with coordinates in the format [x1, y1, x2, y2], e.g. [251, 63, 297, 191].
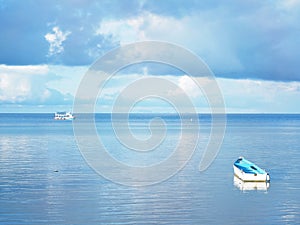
[0, 113, 299, 224]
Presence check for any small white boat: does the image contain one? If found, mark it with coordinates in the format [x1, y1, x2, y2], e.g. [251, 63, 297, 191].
[54, 112, 75, 120]
[233, 157, 270, 182]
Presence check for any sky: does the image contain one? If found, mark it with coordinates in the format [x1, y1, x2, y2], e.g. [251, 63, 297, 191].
[0, 0, 300, 113]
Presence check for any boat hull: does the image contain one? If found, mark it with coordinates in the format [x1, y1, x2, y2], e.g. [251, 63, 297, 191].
[234, 176, 270, 191]
[233, 165, 270, 182]
[54, 117, 74, 120]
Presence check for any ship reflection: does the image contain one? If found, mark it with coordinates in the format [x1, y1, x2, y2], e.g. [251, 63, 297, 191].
[234, 176, 270, 191]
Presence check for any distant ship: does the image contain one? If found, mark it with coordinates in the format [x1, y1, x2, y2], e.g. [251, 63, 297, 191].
[54, 112, 75, 120]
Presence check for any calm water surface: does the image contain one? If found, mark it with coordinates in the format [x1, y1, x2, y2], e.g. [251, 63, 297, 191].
[0, 113, 299, 224]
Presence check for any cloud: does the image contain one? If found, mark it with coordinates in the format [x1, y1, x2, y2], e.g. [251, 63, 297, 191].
[96, 13, 180, 45]
[0, 1, 121, 65]
[45, 26, 71, 56]
[1, 0, 300, 81]
[97, 12, 244, 77]
[1, 63, 299, 113]
[279, 0, 300, 10]
[0, 65, 72, 105]
[168, 75, 203, 98]
[97, 4, 300, 81]
[218, 78, 300, 112]
[0, 65, 48, 103]
[93, 73, 300, 113]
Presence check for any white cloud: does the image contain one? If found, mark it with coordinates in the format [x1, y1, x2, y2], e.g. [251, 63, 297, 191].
[167, 75, 205, 99]
[93, 73, 209, 112]
[178, 75, 206, 98]
[45, 26, 71, 56]
[94, 73, 300, 113]
[278, 0, 300, 10]
[0, 65, 48, 102]
[218, 78, 300, 112]
[0, 65, 71, 105]
[95, 6, 300, 82]
[1, 63, 299, 113]
[97, 13, 182, 43]
[47, 65, 87, 95]
[96, 12, 243, 74]
[0, 64, 49, 75]
[0, 74, 29, 102]
[96, 13, 150, 44]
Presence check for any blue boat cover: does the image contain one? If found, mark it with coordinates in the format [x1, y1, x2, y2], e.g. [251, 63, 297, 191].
[234, 157, 266, 174]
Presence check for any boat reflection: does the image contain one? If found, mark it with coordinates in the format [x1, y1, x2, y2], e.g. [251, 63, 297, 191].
[234, 176, 270, 191]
